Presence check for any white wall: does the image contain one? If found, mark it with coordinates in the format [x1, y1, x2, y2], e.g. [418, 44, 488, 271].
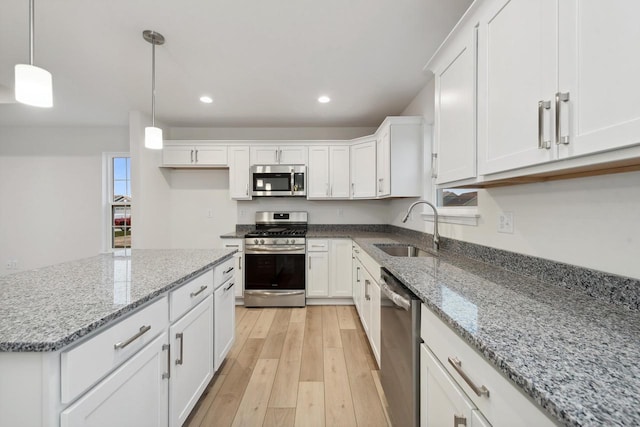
[392, 79, 640, 279]
[0, 126, 128, 275]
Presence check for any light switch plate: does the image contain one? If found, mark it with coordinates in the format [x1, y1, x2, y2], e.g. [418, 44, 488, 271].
[498, 212, 514, 234]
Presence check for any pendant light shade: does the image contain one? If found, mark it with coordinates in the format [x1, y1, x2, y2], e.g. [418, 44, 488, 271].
[143, 30, 165, 150]
[15, 0, 53, 108]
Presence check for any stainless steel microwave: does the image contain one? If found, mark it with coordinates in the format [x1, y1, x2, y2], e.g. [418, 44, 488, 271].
[250, 165, 306, 197]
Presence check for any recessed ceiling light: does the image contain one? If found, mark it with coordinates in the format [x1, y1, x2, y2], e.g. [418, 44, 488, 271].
[318, 96, 331, 103]
[200, 96, 213, 104]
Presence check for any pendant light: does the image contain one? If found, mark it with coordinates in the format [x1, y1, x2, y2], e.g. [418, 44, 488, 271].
[143, 30, 165, 150]
[15, 0, 53, 108]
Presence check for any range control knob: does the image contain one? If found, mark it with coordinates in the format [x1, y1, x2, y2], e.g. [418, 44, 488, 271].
[285, 239, 290, 245]
[260, 239, 265, 245]
[254, 239, 259, 244]
[272, 239, 279, 245]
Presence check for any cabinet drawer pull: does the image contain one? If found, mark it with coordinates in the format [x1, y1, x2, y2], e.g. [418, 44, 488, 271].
[175, 332, 184, 365]
[311, 244, 325, 248]
[538, 100, 551, 149]
[453, 415, 467, 427]
[190, 150, 194, 163]
[224, 266, 234, 274]
[195, 149, 198, 163]
[224, 282, 235, 292]
[365, 279, 371, 301]
[448, 356, 490, 397]
[431, 153, 438, 179]
[190, 285, 208, 298]
[113, 325, 151, 350]
[555, 92, 570, 145]
[225, 244, 240, 248]
[162, 343, 170, 379]
[309, 256, 311, 270]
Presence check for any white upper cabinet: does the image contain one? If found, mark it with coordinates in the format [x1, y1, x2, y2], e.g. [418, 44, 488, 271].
[228, 146, 251, 200]
[350, 140, 377, 199]
[375, 118, 423, 198]
[477, 0, 640, 177]
[477, 0, 558, 175]
[428, 26, 477, 185]
[163, 142, 228, 167]
[250, 145, 308, 165]
[557, 0, 640, 159]
[308, 146, 351, 199]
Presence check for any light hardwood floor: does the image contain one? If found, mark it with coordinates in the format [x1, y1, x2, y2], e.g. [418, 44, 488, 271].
[186, 305, 390, 427]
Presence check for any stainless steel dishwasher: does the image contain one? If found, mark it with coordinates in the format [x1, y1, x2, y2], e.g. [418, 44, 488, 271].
[380, 268, 421, 427]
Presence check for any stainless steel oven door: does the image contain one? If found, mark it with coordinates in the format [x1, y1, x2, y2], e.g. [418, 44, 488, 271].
[244, 245, 306, 307]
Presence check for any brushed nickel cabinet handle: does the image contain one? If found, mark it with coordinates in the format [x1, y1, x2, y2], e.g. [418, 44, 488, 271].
[225, 244, 240, 248]
[190, 149, 194, 163]
[555, 92, 570, 145]
[365, 279, 371, 300]
[239, 257, 242, 270]
[448, 356, 490, 397]
[308, 256, 311, 270]
[190, 285, 208, 298]
[453, 415, 467, 427]
[538, 100, 551, 149]
[431, 153, 438, 179]
[162, 343, 170, 379]
[356, 266, 360, 282]
[195, 149, 199, 163]
[224, 282, 235, 292]
[224, 266, 234, 274]
[245, 183, 249, 196]
[114, 325, 151, 349]
[175, 332, 184, 365]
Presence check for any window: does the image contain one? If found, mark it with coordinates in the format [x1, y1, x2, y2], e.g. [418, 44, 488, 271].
[437, 188, 478, 207]
[108, 155, 131, 249]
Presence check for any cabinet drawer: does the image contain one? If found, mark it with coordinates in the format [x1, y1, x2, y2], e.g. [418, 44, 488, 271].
[307, 240, 328, 252]
[214, 257, 236, 289]
[222, 239, 243, 252]
[170, 269, 214, 322]
[420, 305, 557, 426]
[61, 296, 168, 404]
[355, 248, 381, 283]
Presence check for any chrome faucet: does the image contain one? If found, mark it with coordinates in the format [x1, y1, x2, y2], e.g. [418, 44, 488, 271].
[401, 200, 440, 251]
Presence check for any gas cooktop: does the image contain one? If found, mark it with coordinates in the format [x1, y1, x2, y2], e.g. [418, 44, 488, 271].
[245, 227, 307, 238]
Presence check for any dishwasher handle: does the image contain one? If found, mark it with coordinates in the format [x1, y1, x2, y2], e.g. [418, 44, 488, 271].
[380, 280, 411, 311]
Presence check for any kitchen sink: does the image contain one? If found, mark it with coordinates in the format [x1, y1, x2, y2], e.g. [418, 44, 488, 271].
[375, 244, 436, 258]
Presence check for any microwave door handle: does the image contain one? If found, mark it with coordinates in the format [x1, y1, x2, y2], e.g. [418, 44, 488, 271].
[290, 170, 295, 195]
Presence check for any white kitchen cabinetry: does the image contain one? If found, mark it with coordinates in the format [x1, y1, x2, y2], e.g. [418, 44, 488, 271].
[306, 239, 353, 300]
[350, 140, 377, 198]
[60, 332, 170, 427]
[169, 297, 214, 427]
[351, 242, 381, 366]
[222, 239, 244, 298]
[163, 142, 228, 167]
[250, 145, 307, 165]
[228, 146, 251, 200]
[307, 146, 351, 199]
[376, 127, 391, 197]
[427, 26, 477, 185]
[420, 304, 556, 427]
[214, 277, 236, 371]
[477, 0, 640, 176]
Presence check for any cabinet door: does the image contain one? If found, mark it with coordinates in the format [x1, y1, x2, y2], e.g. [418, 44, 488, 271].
[222, 240, 244, 297]
[360, 270, 373, 337]
[306, 251, 329, 297]
[250, 146, 279, 164]
[194, 146, 227, 166]
[215, 280, 236, 371]
[434, 31, 477, 184]
[279, 146, 308, 164]
[163, 145, 195, 166]
[307, 146, 330, 199]
[329, 146, 351, 198]
[350, 140, 377, 198]
[369, 279, 381, 366]
[477, 0, 558, 175]
[420, 344, 475, 427]
[376, 127, 391, 197]
[558, 1, 640, 158]
[352, 256, 363, 317]
[169, 297, 214, 427]
[329, 239, 353, 297]
[228, 146, 251, 200]
[60, 333, 169, 427]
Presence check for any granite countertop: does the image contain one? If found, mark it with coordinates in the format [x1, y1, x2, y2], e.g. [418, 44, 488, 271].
[304, 229, 640, 426]
[0, 249, 235, 352]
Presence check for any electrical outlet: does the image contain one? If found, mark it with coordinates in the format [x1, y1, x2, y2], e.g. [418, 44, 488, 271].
[337, 208, 344, 217]
[239, 209, 246, 218]
[498, 212, 514, 234]
[6, 260, 18, 270]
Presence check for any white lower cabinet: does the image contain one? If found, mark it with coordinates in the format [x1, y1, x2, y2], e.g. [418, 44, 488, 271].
[60, 332, 170, 427]
[306, 251, 330, 297]
[169, 296, 214, 427]
[222, 239, 244, 298]
[306, 239, 353, 300]
[352, 242, 381, 366]
[214, 278, 236, 371]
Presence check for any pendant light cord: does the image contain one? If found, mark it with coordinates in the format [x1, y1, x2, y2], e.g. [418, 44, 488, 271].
[29, 0, 34, 65]
[151, 35, 156, 127]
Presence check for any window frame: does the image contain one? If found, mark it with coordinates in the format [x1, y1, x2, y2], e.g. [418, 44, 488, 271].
[103, 152, 131, 252]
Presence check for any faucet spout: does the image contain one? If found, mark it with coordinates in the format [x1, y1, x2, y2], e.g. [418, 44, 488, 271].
[401, 200, 440, 251]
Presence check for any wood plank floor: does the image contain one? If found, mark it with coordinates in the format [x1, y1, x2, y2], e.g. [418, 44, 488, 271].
[186, 305, 390, 427]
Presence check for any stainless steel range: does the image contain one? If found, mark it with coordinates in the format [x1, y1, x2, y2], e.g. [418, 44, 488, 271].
[243, 211, 307, 307]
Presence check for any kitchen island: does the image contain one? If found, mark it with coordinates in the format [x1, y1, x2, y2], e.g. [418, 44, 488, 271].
[0, 248, 236, 427]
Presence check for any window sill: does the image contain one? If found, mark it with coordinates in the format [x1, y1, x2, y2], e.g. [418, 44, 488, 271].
[421, 207, 479, 226]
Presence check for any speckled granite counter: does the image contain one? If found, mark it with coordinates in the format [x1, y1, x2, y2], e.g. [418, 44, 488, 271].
[303, 229, 640, 426]
[0, 249, 235, 352]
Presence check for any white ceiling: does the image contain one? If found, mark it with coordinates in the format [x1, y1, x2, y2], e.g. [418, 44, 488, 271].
[0, 0, 471, 128]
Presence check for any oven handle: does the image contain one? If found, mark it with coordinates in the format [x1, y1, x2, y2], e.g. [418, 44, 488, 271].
[245, 246, 306, 254]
